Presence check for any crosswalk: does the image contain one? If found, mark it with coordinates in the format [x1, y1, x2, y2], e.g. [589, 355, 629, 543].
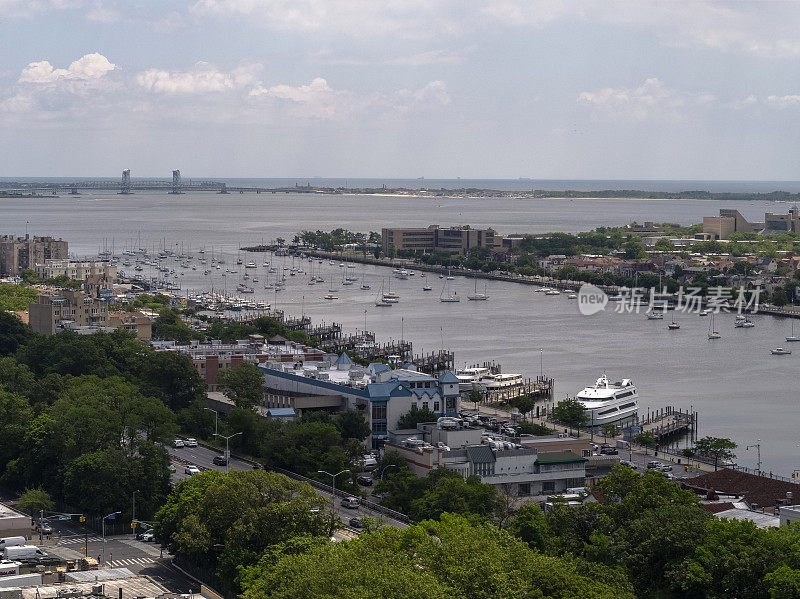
[61, 536, 103, 545]
[106, 557, 155, 567]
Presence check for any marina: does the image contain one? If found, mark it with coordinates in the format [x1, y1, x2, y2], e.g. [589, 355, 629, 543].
[4, 190, 800, 474]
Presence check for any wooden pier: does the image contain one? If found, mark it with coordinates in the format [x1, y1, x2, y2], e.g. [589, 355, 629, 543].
[637, 407, 696, 443]
[411, 350, 455, 375]
[478, 376, 554, 404]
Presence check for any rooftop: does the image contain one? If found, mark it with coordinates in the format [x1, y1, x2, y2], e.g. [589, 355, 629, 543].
[536, 450, 587, 465]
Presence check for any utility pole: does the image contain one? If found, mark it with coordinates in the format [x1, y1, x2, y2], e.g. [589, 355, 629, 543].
[318, 469, 349, 536]
[132, 490, 139, 534]
[746, 439, 762, 476]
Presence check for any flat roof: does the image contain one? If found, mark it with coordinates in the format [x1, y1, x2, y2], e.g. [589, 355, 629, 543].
[0, 503, 27, 521]
[536, 450, 587, 465]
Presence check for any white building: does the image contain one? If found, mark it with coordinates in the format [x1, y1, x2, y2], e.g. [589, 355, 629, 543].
[34, 259, 116, 281]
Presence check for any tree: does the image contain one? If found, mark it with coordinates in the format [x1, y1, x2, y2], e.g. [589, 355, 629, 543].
[516, 421, 553, 436]
[513, 395, 536, 421]
[0, 312, 33, 357]
[766, 566, 800, 599]
[468, 389, 482, 408]
[216, 362, 265, 410]
[16, 488, 54, 514]
[693, 436, 737, 471]
[397, 405, 439, 429]
[151, 308, 202, 343]
[634, 431, 657, 454]
[552, 398, 588, 429]
[156, 469, 328, 594]
[507, 503, 550, 551]
[333, 409, 371, 441]
[653, 238, 676, 252]
[601, 423, 618, 439]
[624, 238, 648, 260]
[239, 514, 636, 599]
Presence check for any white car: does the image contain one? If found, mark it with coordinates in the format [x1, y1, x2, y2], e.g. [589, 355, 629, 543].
[139, 532, 154, 542]
[168, 464, 176, 473]
[185, 465, 201, 475]
[185, 438, 198, 447]
[173, 439, 185, 448]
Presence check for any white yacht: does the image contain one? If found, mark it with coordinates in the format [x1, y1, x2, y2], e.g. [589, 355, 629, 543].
[476, 372, 524, 392]
[455, 366, 492, 392]
[575, 374, 639, 425]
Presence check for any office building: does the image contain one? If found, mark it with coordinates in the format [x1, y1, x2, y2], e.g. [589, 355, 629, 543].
[28, 290, 108, 335]
[381, 225, 500, 255]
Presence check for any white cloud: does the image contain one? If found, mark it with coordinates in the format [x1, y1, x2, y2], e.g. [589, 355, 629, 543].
[387, 46, 476, 66]
[479, 0, 571, 27]
[767, 95, 800, 108]
[248, 77, 450, 120]
[191, 0, 464, 38]
[578, 77, 714, 122]
[85, 1, 119, 22]
[19, 53, 117, 83]
[136, 63, 261, 94]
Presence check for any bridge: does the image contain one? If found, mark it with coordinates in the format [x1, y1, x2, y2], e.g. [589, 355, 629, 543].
[0, 169, 321, 195]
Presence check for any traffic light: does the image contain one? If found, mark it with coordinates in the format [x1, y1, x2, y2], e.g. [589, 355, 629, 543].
[685, 465, 689, 472]
[79, 516, 85, 523]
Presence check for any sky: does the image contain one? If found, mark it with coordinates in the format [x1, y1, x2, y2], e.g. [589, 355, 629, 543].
[2, 0, 800, 180]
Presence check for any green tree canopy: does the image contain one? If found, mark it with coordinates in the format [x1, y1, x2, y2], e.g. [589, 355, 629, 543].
[693, 436, 738, 471]
[240, 513, 635, 599]
[552, 398, 588, 428]
[397, 405, 440, 429]
[216, 362, 265, 410]
[16, 488, 54, 515]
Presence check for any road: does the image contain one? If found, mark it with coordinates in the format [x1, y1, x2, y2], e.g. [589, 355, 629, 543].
[37, 520, 193, 594]
[167, 444, 409, 531]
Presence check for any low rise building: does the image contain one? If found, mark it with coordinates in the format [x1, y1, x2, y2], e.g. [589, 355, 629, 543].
[106, 311, 152, 340]
[0, 235, 68, 276]
[261, 359, 460, 448]
[0, 502, 30, 537]
[28, 290, 108, 335]
[34, 258, 116, 281]
[150, 335, 325, 389]
[386, 423, 588, 496]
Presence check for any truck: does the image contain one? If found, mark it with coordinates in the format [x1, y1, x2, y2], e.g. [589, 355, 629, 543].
[2, 547, 45, 562]
[0, 562, 20, 577]
[0, 540, 24, 553]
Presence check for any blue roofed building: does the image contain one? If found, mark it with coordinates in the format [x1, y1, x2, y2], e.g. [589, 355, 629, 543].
[260, 356, 460, 449]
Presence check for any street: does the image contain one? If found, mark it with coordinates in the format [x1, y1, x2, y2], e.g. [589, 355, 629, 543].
[167, 444, 409, 531]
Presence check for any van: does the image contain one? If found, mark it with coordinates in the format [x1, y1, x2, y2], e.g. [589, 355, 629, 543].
[0, 539, 25, 552]
[3, 546, 45, 562]
[363, 457, 377, 472]
[340, 497, 360, 509]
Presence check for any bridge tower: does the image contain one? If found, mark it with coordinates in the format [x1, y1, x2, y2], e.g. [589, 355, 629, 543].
[170, 170, 182, 194]
[121, 169, 132, 194]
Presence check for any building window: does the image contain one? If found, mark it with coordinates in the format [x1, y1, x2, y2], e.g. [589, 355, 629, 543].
[542, 482, 555, 493]
[434, 401, 440, 411]
[422, 401, 429, 411]
[372, 404, 386, 419]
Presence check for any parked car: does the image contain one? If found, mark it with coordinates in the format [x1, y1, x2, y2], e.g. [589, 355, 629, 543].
[659, 463, 673, 472]
[185, 465, 201, 475]
[184, 438, 198, 447]
[341, 497, 360, 509]
[619, 460, 638, 470]
[137, 531, 154, 542]
[173, 439, 184, 448]
[646, 461, 662, 469]
[212, 455, 228, 466]
[251, 462, 263, 470]
[356, 474, 374, 486]
[348, 517, 362, 528]
[600, 447, 618, 455]
[34, 523, 52, 535]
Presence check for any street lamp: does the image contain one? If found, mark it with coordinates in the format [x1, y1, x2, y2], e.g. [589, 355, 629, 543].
[746, 439, 762, 476]
[214, 432, 242, 473]
[380, 464, 397, 481]
[102, 511, 121, 565]
[317, 469, 350, 525]
[204, 407, 219, 437]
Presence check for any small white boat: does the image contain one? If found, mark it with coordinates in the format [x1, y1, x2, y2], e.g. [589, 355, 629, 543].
[324, 294, 338, 300]
[567, 293, 577, 299]
[647, 312, 664, 320]
[423, 285, 433, 291]
[699, 309, 710, 316]
[771, 347, 792, 355]
[668, 321, 680, 330]
[545, 289, 561, 296]
[786, 321, 800, 342]
[708, 314, 721, 339]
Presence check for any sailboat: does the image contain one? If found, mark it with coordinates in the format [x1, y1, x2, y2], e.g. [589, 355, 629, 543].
[440, 279, 460, 302]
[467, 275, 489, 301]
[375, 280, 392, 307]
[708, 313, 721, 339]
[668, 319, 680, 330]
[786, 320, 800, 342]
